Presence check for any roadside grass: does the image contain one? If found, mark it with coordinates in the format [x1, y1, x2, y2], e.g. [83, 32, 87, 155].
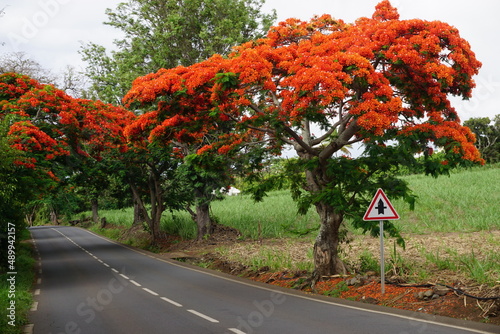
[0, 229, 34, 334]
[421, 246, 500, 286]
[216, 240, 315, 273]
[83, 208, 198, 241]
[83, 208, 135, 228]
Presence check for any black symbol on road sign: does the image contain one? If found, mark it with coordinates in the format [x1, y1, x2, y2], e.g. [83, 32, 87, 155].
[376, 199, 386, 215]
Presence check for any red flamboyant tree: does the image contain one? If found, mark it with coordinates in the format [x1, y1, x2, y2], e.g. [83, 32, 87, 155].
[124, 1, 483, 276]
[1, 72, 135, 221]
[124, 60, 263, 240]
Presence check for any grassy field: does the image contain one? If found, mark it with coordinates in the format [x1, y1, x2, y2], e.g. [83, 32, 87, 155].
[391, 165, 500, 233]
[212, 164, 500, 238]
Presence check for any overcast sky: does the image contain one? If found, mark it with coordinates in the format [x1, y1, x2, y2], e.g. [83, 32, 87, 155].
[1, 0, 498, 120]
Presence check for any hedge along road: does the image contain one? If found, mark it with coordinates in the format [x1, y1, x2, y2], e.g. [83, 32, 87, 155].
[28, 226, 498, 334]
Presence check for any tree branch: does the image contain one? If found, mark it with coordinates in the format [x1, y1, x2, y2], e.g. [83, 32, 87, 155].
[319, 118, 360, 160]
[247, 102, 317, 155]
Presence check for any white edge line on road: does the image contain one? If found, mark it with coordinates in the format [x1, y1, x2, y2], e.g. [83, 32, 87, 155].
[30, 302, 38, 311]
[111, 268, 119, 273]
[79, 227, 495, 334]
[160, 297, 182, 307]
[187, 309, 219, 323]
[143, 288, 159, 296]
[34, 289, 40, 295]
[119, 274, 130, 280]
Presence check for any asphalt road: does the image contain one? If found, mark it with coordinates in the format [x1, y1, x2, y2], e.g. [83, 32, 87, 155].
[29, 226, 499, 334]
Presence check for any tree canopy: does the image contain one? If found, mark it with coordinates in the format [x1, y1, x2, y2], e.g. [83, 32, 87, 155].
[0, 72, 135, 226]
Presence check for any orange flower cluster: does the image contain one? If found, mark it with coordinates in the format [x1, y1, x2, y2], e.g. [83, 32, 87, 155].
[2, 72, 136, 169]
[8, 121, 69, 168]
[372, 0, 400, 21]
[0, 73, 42, 112]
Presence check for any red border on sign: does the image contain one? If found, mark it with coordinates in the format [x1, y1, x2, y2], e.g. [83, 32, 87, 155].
[363, 188, 399, 221]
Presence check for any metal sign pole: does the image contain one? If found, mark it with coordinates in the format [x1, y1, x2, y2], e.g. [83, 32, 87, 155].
[363, 188, 399, 296]
[379, 220, 385, 294]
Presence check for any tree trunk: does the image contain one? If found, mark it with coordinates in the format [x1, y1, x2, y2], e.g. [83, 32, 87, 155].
[302, 155, 348, 278]
[313, 202, 347, 278]
[148, 171, 164, 243]
[196, 202, 212, 240]
[49, 206, 58, 225]
[132, 191, 145, 226]
[130, 183, 154, 235]
[128, 166, 165, 244]
[25, 204, 39, 226]
[91, 198, 99, 223]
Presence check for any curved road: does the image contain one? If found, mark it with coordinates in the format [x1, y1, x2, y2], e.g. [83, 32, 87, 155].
[29, 226, 498, 334]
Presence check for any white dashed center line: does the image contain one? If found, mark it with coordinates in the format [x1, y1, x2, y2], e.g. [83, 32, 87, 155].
[142, 288, 159, 296]
[130, 280, 141, 287]
[187, 309, 219, 323]
[119, 274, 130, 280]
[160, 297, 182, 307]
[228, 328, 246, 334]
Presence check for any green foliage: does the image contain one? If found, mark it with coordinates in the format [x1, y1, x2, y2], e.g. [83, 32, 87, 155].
[459, 250, 500, 285]
[423, 249, 457, 271]
[180, 153, 233, 204]
[80, 0, 276, 103]
[388, 240, 416, 277]
[0, 117, 40, 269]
[464, 115, 500, 163]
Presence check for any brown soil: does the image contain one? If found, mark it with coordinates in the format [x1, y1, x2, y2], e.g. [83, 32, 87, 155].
[154, 227, 500, 326]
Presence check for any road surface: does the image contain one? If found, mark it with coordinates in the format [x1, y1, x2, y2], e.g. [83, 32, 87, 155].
[29, 226, 498, 334]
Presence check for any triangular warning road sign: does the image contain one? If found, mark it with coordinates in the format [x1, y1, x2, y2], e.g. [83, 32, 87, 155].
[363, 188, 399, 221]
